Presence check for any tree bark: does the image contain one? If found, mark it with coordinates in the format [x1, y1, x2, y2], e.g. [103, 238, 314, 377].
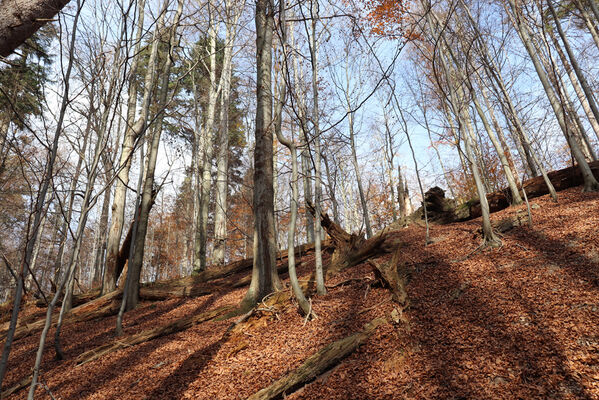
[307, 0, 326, 295]
[193, 6, 220, 272]
[242, 0, 281, 308]
[0, 0, 70, 56]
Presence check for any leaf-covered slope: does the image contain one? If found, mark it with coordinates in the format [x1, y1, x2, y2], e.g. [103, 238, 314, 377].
[3, 186, 599, 399]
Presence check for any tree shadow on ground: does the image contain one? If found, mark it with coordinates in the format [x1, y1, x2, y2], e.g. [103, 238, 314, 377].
[144, 329, 231, 399]
[513, 228, 599, 289]
[402, 232, 593, 399]
[38, 293, 223, 399]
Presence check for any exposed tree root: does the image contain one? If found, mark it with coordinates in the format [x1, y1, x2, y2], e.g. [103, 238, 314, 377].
[307, 204, 394, 277]
[75, 304, 235, 365]
[246, 317, 388, 400]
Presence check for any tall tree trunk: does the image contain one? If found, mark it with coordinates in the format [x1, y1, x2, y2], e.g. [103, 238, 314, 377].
[545, 1, 599, 141]
[533, 29, 597, 161]
[103, 0, 147, 294]
[323, 154, 341, 225]
[470, 86, 522, 204]
[194, 4, 222, 272]
[308, 0, 326, 295]
[572, 0, 599, 50]
[348, 110, 372, 238]
[273, 3, 311, 315]
[124, 0, 183, 311]
[397, 165, 410, 218]
[382, 108, 399, 219]
[290, 29, 314, 243]
[92, 176, 111, 288]
[242, 0, 281, 308]
[213, 3, 239, 266]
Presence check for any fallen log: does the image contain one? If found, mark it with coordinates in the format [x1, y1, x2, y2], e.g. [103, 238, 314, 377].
[162, 241, 324, 290]
[1, 284, 216, 342]
[467, 160, 599, 219]
[35, 290, 100, 308]
[0, 291, 122, 342]
[75, 304, 235, 365]
[246, 317, 388, 400]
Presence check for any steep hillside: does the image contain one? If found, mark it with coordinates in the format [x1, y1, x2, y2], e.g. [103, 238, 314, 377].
[2, 187, 599, 399]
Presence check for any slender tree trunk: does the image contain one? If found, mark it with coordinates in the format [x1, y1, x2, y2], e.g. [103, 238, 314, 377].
[545, 3, 599, 141]
[273, 3, 311, 315]
[308, 0, 326, 295]
[533, 29, 597, 161]
[470, 87, 523, 203]
[397, 165, 409, 218]
[323, 154, 341, 225]
[213, 3, 239, 266]
[382, 109, 399, 219]
[103, 0, 147, 294]
[290, 30, 314, 243]
[348, 111, 372, 238]
[422, 103, 456, 198]
[92, 178, 111, 288]
[124, 0, 182, 311]
[572, 0, 599, 50]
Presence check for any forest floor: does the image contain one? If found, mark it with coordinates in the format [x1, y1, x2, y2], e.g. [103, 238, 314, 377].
[2, 186, 599, 399]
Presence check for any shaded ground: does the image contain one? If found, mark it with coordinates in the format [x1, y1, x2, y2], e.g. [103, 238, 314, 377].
[3, 186, 599, 399]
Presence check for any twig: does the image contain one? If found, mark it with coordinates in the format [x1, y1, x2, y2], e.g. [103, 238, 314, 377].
[38, 378, 57, 400]
[357, 297, 392, 315]
[513, 243, 529, 252]
[325, 277, 373, 289]
[303, 298, 313, 326]
[451, 243, 485, 263]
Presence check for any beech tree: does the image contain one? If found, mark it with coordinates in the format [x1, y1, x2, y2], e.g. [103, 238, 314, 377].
[242, 0, 281, 308]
